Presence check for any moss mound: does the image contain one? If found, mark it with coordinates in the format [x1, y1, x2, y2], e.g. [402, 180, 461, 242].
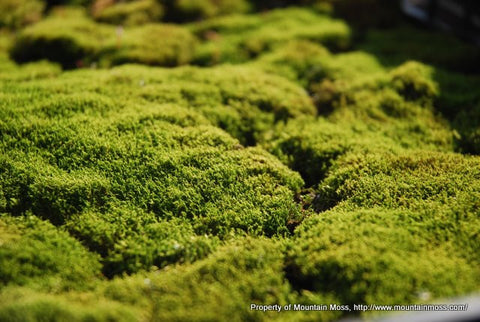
[10, 10, 198, 68]
[0, 287, 138, 322]
[91, 0, 164, 26]
[0, 215, 101, 291]
[288, 207, 480, 305]
[191, 8, 351, 65]
[0, 64, 309, 277]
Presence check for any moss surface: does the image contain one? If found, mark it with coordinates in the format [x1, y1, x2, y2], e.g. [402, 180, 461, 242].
[1, 2, 480, 321]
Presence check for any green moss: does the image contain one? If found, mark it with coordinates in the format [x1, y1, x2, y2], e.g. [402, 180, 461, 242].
[9, 10, 113, 68]
[0, 0, 44, 29]
[0, 215, 102, 291]
[101, 23, 198, 66]
[288, 208, 480, 305]
[9, 11, 198, 68]
[433, 70, 480, 154]
[165, 0, 251, 22]
[317, 151, 480, 212]
[191, 8, 351, 65]
[66, 210, 219, 277]
[251, 42, 385, 91]
[92, 0, 164, 26]
[390, 61, 438, 101]
[1, 3, 480, 320]
[0, 65, 307, 275]
[250, 41, 331, 86]
[263, 60, 453, 187]
[101, 237, 341, 322]
[0, 287, 138, 322]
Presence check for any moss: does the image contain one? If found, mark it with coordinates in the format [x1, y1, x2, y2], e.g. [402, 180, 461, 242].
[263, 60, 453, 188]
[288, 208, 480, 305]
[0, 215, 102, 291]
[101, 23, 198, 66]
[191, 8, 351, 65]
[9, 11, 198, 68]
[9, 10, 113, 69]
[359, 26, 480, 73]
[2, 3, 480, 320]
[390, 61, 438, 101]
[91, 0, 164, 26]
[452, 104, 480, 155]
[101, 237, 341, 321]
[0, 0, 44, 29]
[317, 151, 480, 212]
[0, 65, 307, 275]
[0, 287, 138, 322]
[250, 40, 331, 87]
[66, 210, 220, 277]
[165, 0, 251, 22]
[433, 70, 480, 155]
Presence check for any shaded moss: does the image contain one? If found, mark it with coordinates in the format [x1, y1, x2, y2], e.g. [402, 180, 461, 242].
[359, 26, 480, 73]
[164, 0, 251, 22]
[9, 9, 113, 68]
[0, 215, 102, 291]
[10, 10, 198, 68]
[91, 0, 164, 26]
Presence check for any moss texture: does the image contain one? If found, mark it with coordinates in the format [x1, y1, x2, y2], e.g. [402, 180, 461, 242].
[1, 1, 480, 321]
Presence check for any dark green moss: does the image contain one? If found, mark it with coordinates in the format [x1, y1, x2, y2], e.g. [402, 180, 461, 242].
[359, 26, 480, 73]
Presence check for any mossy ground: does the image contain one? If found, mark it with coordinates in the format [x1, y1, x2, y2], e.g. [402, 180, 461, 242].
[1, 1, 480, 321]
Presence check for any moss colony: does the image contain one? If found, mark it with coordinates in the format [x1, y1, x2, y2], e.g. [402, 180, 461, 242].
[1, 0, 480, 321]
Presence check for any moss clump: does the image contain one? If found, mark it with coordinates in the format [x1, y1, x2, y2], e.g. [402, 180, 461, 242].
[66, 210, 219, 277]
[317, 151, 480, 213]
[0, 215, 102, 291]
[284, 150, 480, 305]
[0, 64, 307, 275]
[91, 0, 164, 26]
[164, 0, 251, 22]
[9, 10, 113, 69]
[0, 0, 44, 29]
[250, 40, 331, 87]
[191, 8, 351, 65]
[100, 237, 341, 322]
[68, 64, 315, 144]
[9, 11, 198, 68]
[263, 60, 453, 187]
[0, 287, 138, 322]
[287, 208, 480, 305]
[101, 24, 197, 66]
